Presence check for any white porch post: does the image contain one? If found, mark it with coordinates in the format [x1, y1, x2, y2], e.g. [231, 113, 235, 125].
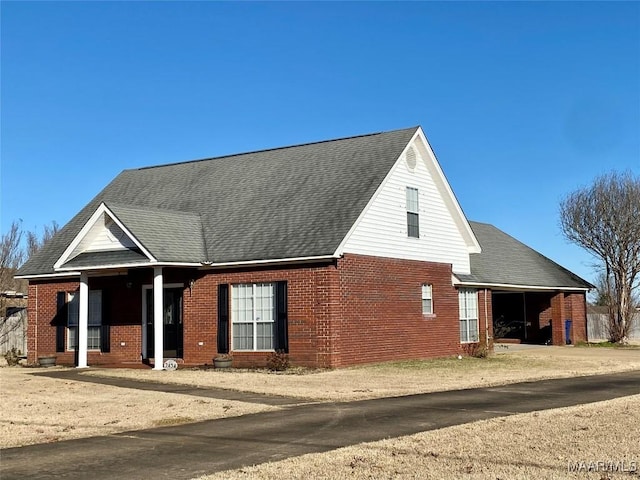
[153, 267, 164, 370]
[77, 272, 89, 368]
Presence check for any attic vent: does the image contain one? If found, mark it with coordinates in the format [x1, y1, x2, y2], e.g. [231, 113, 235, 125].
[405, 147, 417, 170]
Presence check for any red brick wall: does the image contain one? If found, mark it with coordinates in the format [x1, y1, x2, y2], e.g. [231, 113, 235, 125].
[27, 276, 146, 366]
[547, 291, 588, 346]
[180, 263, 337, 368]
[28, 256, 496, 368]
[565, 292, 587, 343]
[332, 254, 492, 367]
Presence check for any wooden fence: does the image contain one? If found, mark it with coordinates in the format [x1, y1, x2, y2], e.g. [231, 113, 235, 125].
[587, 312, 640, 342]
[0, 308, 27, 355]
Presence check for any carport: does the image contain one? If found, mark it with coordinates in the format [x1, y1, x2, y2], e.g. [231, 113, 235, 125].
[456, 222, 593, 347]
[492, 291, 557, 344]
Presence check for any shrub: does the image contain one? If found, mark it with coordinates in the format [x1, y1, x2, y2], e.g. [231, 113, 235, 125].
[461, 342, 489, 359]
[4, 348, 22, 366]
[266, 350, 290, 371]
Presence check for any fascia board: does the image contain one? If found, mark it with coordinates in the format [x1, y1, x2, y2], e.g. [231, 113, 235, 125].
[101, 204, 157, 262]
[53, 203, 157, 270]
[15, 272, 81, 280]
[414, 129, 482, 254]
[453, 279, 590, 292]
[53, 203, 109, 270]
[334, 127, 482, 257]
[333, 131, 418, 257]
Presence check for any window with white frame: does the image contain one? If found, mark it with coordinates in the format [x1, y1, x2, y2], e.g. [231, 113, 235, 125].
[67, 290, 102, 350]
[406, 187, 420, 238]
[422, 284, 433, 315]
[231, 283, 275, 351]
[459, 288, 479, 343]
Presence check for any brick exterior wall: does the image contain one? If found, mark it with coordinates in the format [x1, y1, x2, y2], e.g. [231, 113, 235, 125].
[27, 255, 496, 368]
[565, 292, 587, 344]
[548, 292, 587, 345]
[333, 254, 492, 367]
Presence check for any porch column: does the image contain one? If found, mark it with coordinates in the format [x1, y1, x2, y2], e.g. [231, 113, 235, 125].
[153, 267, 164, 370]
[77, 272, 89, 368]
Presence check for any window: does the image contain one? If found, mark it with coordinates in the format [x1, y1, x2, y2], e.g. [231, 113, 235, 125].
[406, 187, 419, 238]
[422, 284, 433, 315]
[231, 283, 275, 351]
[459, 288, 479, 343]
[67, 290, 102, 350]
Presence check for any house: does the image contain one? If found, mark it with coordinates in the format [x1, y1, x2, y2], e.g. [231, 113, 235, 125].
[16, 126, 592, 369]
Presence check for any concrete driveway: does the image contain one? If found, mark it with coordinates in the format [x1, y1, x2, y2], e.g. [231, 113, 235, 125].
[2, 370, 639, 480]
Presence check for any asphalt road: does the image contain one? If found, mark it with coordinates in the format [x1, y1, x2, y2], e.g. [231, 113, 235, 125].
[2, 370, 639, 480]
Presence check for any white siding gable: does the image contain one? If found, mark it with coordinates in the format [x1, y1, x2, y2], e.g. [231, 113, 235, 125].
[70, 212, 137, 258]
[338, 131, 476, 275]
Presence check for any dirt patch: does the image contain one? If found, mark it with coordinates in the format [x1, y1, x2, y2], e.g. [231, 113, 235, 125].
[197, 394, 640, 480]
[0, 367, 279, 448]
[82, 346, 640, 401]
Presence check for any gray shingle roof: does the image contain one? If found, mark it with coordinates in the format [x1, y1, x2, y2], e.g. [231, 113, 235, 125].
[457, 221, 592, 290]
[107, 204, 205, 263]
[18, 127, 419, 276]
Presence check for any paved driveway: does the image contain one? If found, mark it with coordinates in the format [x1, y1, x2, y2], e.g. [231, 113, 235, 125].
[2, 370, 639, 480]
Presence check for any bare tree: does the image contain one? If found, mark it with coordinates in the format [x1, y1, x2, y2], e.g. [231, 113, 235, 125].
[0, 221, 25, 296]
[1, 220, 60, 351]
[25, 221, 59, 258]
[0, 221, 26, 350]
[560, 171, 640, 343]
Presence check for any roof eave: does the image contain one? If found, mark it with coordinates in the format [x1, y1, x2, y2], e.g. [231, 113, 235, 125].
[452, 277, 591, 292]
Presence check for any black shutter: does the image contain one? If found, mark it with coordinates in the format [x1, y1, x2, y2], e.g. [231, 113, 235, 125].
[275, 281, 288, 353]
[55, 292, 67, 352]
[100, 290, 111, 353]
[217, 284, 229, 354]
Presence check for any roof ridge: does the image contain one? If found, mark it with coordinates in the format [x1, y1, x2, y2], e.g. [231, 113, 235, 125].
[134, 126, 420, 171]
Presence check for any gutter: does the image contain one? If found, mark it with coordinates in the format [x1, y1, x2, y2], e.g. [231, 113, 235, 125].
[16, 254, 340, 279]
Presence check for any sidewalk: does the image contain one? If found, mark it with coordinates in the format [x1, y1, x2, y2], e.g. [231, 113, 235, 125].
[33, 368, 306, 406]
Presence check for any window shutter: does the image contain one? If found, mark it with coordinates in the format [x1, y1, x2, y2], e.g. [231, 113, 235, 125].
[55, 292, 67, 352]
[100, 290, 110, 353]
[275, 281, 288, 353]
[217, 284, 229, 354]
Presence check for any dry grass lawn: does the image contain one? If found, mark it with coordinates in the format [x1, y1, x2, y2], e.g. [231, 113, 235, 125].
[0, 367, 278, 448]
[82, 346, 640, 401]
[2, 345, 638, 478]
[198, 394, 640, 480]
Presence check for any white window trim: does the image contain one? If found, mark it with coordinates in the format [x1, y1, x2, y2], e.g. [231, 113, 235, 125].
[422, 284, 434, 316]
[459, 288, 479, 343]
[231, 283, 276, 352]
[406, 186, 420, 239]
[67, 290, 102, 351]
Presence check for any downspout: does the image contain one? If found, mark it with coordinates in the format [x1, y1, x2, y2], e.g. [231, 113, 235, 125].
[484, 288, 489, 349]
[34, 284, 38, 359]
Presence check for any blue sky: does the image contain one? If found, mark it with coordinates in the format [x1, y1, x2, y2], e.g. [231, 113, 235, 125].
[1, 1, 638, 283]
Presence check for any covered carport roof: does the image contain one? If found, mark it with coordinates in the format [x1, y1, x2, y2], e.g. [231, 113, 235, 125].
[454, 221, 593, 291]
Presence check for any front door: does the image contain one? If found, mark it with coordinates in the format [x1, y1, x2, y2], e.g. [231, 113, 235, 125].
[146, 288, 184, 358]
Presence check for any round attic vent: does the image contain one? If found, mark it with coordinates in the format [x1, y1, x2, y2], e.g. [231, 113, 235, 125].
[405, 147, 417, 170]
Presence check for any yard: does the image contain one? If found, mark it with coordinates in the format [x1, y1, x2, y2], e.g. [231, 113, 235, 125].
[1, 345, 639, 478]
[197, 394, 640, 480]
[81, 344, 640, 401]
